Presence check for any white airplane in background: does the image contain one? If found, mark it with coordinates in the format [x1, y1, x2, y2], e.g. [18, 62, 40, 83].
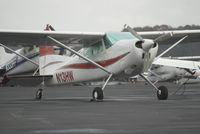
[130, 66, 188, 83]
[0, 44, 68, 77]
[148, 65, 189, 82]
[0, 45, 38, 76]
[135, 55, 200, 83]
[153, 58, 200, 84]
[0, 24, 68, 77]
[0, 25, 200, 101]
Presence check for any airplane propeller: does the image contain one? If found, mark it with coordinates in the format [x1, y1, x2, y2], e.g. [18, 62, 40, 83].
[123, 24, 172, 72]
[153, 32, 172, 43]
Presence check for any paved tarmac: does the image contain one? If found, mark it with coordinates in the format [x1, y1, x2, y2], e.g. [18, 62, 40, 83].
[0, 83, 200, 134]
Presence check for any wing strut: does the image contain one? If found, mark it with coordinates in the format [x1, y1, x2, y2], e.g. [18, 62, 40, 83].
[0, 43, 39, 66]
[155, 35, 188, 60]
[47, 36, 112, 75]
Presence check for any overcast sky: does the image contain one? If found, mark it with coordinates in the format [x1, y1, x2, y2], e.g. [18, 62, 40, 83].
[0, 0, 199, 32]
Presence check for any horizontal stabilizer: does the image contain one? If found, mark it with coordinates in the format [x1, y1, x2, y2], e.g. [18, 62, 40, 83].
[0, 75, 53, 87]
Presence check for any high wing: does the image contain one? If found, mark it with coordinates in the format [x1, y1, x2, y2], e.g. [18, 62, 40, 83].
[138, 30, 200, 44]
[1, 29, 200, 46]
[153, 58, 200, 70]
[0, 30, 105, 47]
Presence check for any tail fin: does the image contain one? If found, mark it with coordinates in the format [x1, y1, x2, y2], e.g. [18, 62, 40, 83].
[39, 24, 56, 75]
[39, 46, 56, 75]
[44, 24, 55, 31]
[39, 46, 55, 57]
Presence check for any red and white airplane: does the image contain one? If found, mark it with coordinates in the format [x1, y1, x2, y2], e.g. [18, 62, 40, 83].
[0, 25, 200, 101]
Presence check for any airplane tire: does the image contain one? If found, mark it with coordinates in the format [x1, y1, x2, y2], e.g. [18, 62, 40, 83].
[157, 86, 168, 100]
[36, 89, 43, 100]
[92, 87, 104, 101]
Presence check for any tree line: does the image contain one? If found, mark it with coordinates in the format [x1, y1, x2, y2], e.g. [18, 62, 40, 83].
[133, 24, 200, 31]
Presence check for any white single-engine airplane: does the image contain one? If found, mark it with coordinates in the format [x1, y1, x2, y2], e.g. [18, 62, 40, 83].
[0, 25, 200, 101]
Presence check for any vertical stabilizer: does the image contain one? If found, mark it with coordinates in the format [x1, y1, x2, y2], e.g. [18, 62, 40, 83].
[39, 24, 57, 75]
[39, 46, 55, 57]
[39, 46, 56, 75]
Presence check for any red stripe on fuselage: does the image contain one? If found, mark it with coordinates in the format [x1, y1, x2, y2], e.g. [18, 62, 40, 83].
[59, 52, 130, 69]
[41, 61, 64, 69]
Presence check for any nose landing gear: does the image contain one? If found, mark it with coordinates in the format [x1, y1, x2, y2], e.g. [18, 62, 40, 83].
[36, 88, 43, 100]
[157, 86, 168, 100]
[140, 74, 168, 100]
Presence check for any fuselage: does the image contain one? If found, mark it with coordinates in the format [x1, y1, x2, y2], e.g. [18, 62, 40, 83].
[43, 32, 158, 85]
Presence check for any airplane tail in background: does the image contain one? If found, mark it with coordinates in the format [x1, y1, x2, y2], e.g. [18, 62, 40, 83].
[0, 46, 15, 66]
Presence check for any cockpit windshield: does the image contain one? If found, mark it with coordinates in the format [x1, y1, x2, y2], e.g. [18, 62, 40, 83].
[104, 32, 136, 48]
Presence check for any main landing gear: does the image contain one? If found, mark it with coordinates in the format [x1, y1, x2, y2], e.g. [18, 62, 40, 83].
[35, 81, 45, 100]
[91, 73, 113, 102]
[139, 74, 168, 100]
[157, 86, 168, 100]
[92, 87, 104, 101]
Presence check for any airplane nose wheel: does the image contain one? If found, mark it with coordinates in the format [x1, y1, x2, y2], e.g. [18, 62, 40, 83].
[92, 87, 104, 101]
[36, 89, 43, 100]
[157, 86, 168, 100]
